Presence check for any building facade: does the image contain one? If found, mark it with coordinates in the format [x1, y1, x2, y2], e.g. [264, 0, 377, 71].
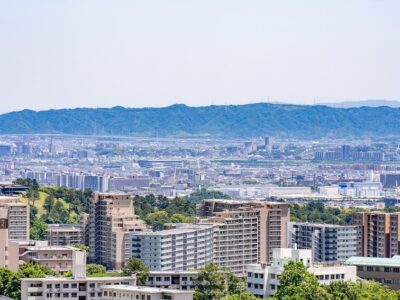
[287, 222, 357, 262]
[352, 212, 400, 257]
[197, 199, 290, 264]
[0, 196, 30, 240]
[46, 224, 83, 246]
[346, 256, 400, 290]
[246, 248, 357, 299]
[87, 193, 147, 270]
[128, 224, 214, 272]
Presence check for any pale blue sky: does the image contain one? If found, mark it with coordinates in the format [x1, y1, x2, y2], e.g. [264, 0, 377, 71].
[0, 0, 399, 113]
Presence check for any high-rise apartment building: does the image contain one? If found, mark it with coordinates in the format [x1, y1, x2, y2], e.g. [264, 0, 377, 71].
[197, 199, 290, 268]
[128, 224, 214, 271]
[352, 212, 400, 257]
[0, 196, 30, 240]
[287, 222, 357, 262]
[87, 193, 147, 270]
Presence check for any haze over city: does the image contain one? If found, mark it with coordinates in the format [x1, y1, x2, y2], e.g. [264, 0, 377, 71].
[0, 0, 399, 113]
[2, 2, 400, 300]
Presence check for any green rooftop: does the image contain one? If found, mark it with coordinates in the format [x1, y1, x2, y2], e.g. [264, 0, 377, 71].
[346, 256, 400, 267]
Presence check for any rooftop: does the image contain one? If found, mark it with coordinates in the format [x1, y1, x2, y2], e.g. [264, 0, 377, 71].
[346, 256, 400, 267]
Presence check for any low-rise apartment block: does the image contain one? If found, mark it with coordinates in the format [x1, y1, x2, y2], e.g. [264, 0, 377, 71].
[287, 222, 357, 262]
[101, 285, 193, 300]
[142, 271, 197, 290]
[21, 252, 137, 300]
[246, 248, 357, 299]
[46, 224, 83, 246]
[346, 256, 400, 290]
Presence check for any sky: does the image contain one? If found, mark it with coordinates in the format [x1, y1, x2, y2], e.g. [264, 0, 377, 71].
[0, 0, 399, 113]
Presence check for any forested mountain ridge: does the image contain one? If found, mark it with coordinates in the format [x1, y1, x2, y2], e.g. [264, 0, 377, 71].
[1, 103, 400, 138]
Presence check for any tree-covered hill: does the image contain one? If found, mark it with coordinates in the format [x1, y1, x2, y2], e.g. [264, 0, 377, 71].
[1, 103, 400, 138]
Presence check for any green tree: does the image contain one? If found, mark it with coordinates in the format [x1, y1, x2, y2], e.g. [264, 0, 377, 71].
[0, 268, 13, 295]
[43, 194, 55, 212]
[122, 258, 149, 284]
[194, 264, 228, 300]
[273, 261, 327, 300]
[30, 218, 48, 240]
[69, 243, 90, 255]
[86, 264, 106, 276]
[222, 291, 258, 300]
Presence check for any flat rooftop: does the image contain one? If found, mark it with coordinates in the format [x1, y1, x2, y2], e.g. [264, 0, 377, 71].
[346, 256, 400, 267]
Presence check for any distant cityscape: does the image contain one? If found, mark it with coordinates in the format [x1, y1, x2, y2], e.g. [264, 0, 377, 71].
[1, 133, 400, 299]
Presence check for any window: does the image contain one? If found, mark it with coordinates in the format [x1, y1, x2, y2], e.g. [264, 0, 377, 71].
[55, 284, 60, 288]
[47, 284, 52, 289]
[71, 293, 77, 298]
[156, 277, 162, 281]
[71, 284, 77, 288]
[247, 272, 252, 278]
[63, 293, 69, 298]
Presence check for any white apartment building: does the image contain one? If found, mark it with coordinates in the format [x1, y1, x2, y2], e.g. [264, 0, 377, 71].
[101, 285, 193, 300]
[142, 271, 197, 291]
[128, 224, 214, 271]
[21, 252, 137, 300]
[246, 248, 357, 299]
[0, 196, 30, 240]
[287, 222, 357, 262]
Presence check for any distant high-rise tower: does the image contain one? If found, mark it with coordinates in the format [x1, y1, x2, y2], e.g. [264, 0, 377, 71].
[342, 145, 351, 160]
[265, 136, 272, 152]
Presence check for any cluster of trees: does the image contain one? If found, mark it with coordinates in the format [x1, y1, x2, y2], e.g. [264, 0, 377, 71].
[133, 194, 196, 230]
[14, 178, 40, 206]
[272, 261, 400, 300]
[0, 263, 57, 300]
[289, 201, 362, 225]
[193, 264, 257, 300]
[133, 189, 230, 230]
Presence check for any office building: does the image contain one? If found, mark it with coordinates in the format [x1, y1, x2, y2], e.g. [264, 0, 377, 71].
[198, 199, 290, 264]
[287, 222, 357, 262]
[352, 212, 400, 257]
[87, 193, 147, 270]
[0, 196, 30, 240]
[246, 248, 357, 299]
[46, 224, 83, 246]
[128, 224, 214, 271]
[346, 256, 400, 290]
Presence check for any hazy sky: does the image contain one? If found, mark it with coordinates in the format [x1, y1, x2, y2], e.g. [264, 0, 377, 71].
[0, 0, 399, 113]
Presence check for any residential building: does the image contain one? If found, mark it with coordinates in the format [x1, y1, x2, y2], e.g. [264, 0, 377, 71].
[19, 245, 80, 274]
[87, 193, 147, 270]
[128, 224, 214, 272]
[142, 271, 197, 291]
[197, 199, 290, 264]
[246, 248, 357, 299]
[0, 196, 30, 240]
[346, 256, 400, 290]
[46, 224, 83, 246]
[287, 222, 357, 262]
[352, 212, 400, 257]
[21, 252, 137, 300]
[101, 285, 193, 300]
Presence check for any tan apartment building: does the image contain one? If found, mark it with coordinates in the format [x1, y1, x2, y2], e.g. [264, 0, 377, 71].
[197, 199, 290, 273]
[352, 212, 400, 257]
[87, 193, 147, 270]
[46, 224, 83, 246]
[0, 196, 30, 240]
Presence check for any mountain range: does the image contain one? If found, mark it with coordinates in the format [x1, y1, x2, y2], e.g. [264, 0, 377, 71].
[1, 103, 400, 139]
